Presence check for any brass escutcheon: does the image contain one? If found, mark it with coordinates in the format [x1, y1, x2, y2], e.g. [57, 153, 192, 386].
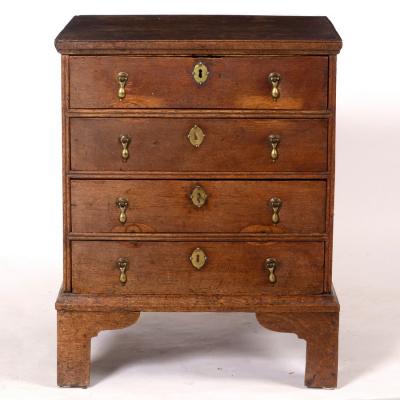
[116, 197, 129, 224]
[117, 72, 128, 100]
[190, 185, 208, 208]
[190, 248, 207, 270]
[269, 134, 280, 162]
[265, 258, 277, 283]
[192, 62, 209, 85]
[269, 197, 282, 224]
[117, 257, 129, 285]
[268, 72, 281, 101]
[187, 125, 205, 147]
[120, 135, 131, 161]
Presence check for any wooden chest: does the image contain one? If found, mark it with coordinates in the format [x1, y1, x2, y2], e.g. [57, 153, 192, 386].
[55, 15, 342, 388]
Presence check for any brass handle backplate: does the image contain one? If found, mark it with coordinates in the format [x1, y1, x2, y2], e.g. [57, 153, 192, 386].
[117, 72, 128, 100]
[269, 197, 282, 224]
[268, 72, 281, 101]
[117, 258, 129, 285]
[188, 125, 205, 147]
[120, 135, 131, 161]
[269, 134, 280, 162]
[265, 257, 277, 283]
[190, 248, 207, 270]
[116, 197, 128, 224]
[190, 185, 208, 208]
[192, 62, 209, 85]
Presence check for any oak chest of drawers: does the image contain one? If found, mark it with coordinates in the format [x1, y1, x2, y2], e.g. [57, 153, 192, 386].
[55, 15, 342, 388]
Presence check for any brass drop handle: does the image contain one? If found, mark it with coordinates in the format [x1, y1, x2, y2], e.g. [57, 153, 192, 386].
[265, 258, 277, 283]
[269, 134, 280, 162]
[190, 185, 208, 208]
[117, 258, 129, 285]
[117, 72, 128, 100]
[269, 197, 282, 224]
[116, 198, 128, 224]
[190, 248, 207, 270]
[268, 72, 281, 101]
[120, 135, 131, 161]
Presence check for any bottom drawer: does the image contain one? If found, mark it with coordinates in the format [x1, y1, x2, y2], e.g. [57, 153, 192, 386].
[71, 241, 324, 296]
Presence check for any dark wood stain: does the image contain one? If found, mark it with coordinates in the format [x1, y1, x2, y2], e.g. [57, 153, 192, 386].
[55, 15, 342, 55]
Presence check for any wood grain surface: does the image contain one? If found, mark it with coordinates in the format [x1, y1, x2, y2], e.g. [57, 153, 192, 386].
[70, 180, 326, 234]
[69, 56, 328, 110]
[70, 118, 328, 173]
[71, 241, 325, 295]
[57, 310, 140, 387]
[56, 287, 339, 313]
[256, 311, 339, 388]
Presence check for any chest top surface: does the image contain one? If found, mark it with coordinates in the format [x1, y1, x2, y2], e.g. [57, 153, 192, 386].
[55, 15, 342, 54]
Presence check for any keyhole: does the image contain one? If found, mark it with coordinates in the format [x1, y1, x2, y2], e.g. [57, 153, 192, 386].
[196, 254, 200, 263]
[198, 68, 203, 79]
[197, 192, 202, 203]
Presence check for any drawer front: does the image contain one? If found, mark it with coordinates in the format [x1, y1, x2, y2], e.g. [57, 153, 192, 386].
[71, 180, 326, 234]
[71, 118, 328, 173]
[69, 56, 328, 109]
[71, 241, 325, 295]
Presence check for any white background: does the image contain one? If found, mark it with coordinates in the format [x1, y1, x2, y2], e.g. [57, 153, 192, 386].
[1, 1, 400, 399]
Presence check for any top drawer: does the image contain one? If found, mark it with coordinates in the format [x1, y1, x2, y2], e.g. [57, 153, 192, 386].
[69, 56, 328, 110]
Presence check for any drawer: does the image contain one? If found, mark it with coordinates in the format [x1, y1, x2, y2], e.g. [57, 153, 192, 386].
[69, 56, 328, 109]
[71, 180, 326, 234]
[70, 118, 328, 173]
[71, 241, 325, 295]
